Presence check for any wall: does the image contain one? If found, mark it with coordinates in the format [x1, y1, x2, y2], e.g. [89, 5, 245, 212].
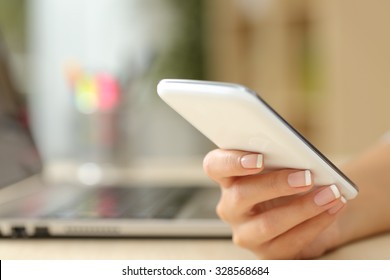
[204, 0, 390, 157]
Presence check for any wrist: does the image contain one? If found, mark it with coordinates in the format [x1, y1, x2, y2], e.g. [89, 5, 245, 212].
[336, 142, 390, 245]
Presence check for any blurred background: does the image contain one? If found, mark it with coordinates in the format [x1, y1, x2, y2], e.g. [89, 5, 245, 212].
[1, 0, 390, 183]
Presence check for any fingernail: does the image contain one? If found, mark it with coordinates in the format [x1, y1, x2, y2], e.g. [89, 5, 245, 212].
[241, 154, 263, 169]
[328, 196, 347, 214]
[314, 184, 341, 206]
[287, 170, 312, 187]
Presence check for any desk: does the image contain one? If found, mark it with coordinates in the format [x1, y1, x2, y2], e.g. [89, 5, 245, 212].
[0, 160, 389, 260]
[0, 233, 390, 259]
[320, 233, 390, 260]
[0, 239, 252, 259]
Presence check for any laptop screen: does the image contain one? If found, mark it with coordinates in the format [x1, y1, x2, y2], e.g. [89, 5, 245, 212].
[0, 34, 42, 189]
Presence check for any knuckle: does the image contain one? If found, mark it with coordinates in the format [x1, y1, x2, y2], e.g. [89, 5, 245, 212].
[215, 200, 228, 221]
[216, 187, 246, 223]
[232, 214, 276, 250]
[232, 230, 251, 249]
[255, 213, 275, 240]
[228, 183, 247, 208]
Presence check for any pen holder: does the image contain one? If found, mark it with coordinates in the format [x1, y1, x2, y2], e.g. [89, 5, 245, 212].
[67, 68, 122, 185]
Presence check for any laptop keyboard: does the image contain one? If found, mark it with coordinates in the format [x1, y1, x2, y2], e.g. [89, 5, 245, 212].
[45, 186, 201, 219]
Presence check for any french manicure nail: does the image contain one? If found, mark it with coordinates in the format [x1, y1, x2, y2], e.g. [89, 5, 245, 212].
[328, 196, 347, 214]
[314, 184, 341, 206]
[241, 154, 263, 169]
[287, 170, 312, 187]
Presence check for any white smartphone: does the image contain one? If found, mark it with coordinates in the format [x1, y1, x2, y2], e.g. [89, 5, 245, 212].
[157, 79, 358, 200]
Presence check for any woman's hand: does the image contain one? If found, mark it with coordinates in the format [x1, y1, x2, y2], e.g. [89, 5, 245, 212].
[203, 149, 347, 259]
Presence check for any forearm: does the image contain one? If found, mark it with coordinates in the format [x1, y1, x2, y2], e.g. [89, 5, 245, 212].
[338, 141, 390, 245]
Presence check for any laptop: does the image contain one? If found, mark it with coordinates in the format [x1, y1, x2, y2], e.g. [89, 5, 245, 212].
[0, 36, 230, 239]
